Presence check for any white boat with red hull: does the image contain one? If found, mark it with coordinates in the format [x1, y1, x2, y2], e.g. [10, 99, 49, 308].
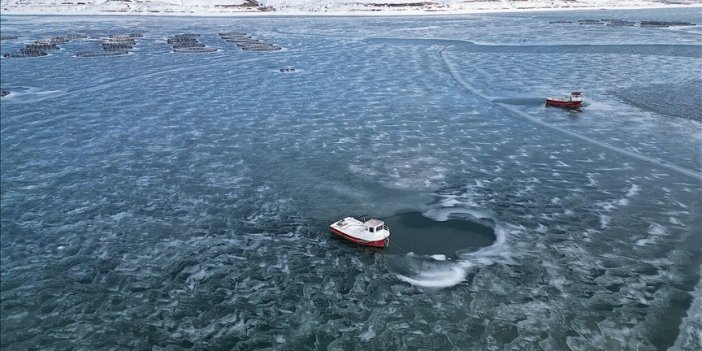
[546, 91, 583, 109]
[330, 217, 390, 248]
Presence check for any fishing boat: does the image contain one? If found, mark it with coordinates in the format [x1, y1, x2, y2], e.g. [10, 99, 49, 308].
[329, 217, 390, 248]
[546, 91, 583, 109]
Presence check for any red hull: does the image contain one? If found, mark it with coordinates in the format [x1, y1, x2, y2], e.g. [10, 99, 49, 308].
[545, 99, 582, 109]
[329, 227, 388, 248]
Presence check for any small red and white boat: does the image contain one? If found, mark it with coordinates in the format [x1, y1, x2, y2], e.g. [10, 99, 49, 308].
[546, 91, 583, 109]
[329, 217, 390, 248]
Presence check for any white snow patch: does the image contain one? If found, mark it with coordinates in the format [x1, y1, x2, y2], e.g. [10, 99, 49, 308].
[359, 325, 376, 341]
[397, 265, 466, 288]
[669, 217, 683, 226]
[647, 223, 668, 236]
[625, 183, 640, 198]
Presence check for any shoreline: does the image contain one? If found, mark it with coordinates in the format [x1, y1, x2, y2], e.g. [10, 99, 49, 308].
[0, 3, 699, 18]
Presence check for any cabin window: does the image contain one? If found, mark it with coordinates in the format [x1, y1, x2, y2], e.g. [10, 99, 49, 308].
[368, 227, 374, 233]
[376, 226, 382, 232]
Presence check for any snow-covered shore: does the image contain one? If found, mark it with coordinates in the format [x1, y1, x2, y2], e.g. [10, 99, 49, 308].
[0, 0, 700, 16]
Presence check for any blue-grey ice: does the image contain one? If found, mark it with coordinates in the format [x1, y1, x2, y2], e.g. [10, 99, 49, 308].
[1, 8, 701, 351]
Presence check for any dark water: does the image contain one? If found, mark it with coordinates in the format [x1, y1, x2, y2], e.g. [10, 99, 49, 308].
[381, 211, 495, 256]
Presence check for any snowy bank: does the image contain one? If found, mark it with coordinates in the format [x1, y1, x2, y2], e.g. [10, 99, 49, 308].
[0, 0, 700, 16]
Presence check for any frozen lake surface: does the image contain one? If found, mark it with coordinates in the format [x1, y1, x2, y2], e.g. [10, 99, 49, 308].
[1, 8, 701, 350]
